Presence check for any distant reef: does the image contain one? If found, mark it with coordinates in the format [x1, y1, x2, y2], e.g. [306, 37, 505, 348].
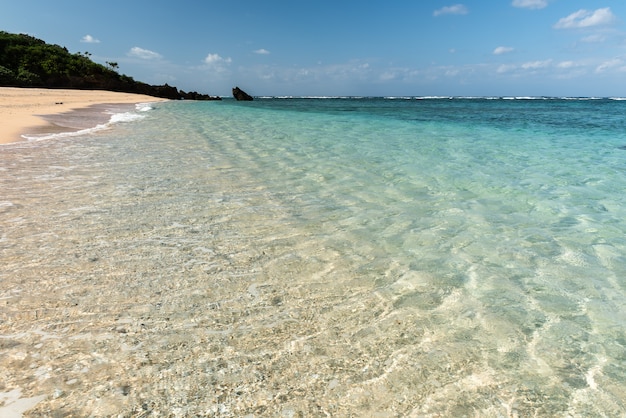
[0, 31, 220, 100]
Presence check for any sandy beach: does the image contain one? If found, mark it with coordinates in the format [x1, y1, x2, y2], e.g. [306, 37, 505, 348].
[0, 87, 168, 144]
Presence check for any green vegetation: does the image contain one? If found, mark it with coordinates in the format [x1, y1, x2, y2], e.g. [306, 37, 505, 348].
[0, 31, 219, 100]
[0, 31, 132, 88]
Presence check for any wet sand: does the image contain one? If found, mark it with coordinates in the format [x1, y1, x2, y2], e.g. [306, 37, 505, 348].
[0, 87, 167, 143]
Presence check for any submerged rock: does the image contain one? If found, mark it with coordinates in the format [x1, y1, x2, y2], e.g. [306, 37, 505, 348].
[232, 86, 253, 101]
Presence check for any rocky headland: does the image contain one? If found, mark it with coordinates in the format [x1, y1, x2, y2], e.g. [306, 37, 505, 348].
[0, 31, 221, 101]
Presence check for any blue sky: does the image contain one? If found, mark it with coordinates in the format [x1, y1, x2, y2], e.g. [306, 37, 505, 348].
[2, 1, 626, 97]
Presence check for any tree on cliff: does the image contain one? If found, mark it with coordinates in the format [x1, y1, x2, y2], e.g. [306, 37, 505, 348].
[0, 31, 125, 87]
[0, 31, 219, 100]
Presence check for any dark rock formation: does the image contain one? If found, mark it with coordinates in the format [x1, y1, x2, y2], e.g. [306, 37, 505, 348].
[179, 90, 222, 101]
[150, 84, 181, 100]
[125, 84, 220, 100]
[232, 86, 253, 101]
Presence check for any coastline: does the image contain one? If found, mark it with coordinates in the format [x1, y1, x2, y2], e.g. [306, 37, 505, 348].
[0, 87, 168, 144]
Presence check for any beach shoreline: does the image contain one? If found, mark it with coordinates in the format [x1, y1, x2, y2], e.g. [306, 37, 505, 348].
[0, 87, 168, 144]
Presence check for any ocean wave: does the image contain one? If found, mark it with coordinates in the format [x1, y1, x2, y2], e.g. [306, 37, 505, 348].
[21, 124, 110, 142]
[257, 96, 365, 99]
[108, 111, 146, 124]
[384, 96, 422, 100]
[21, 108, 148, 142]
[135, 103, 155, 112]
[241, 95, 622, 102]
[413, 96, 453, 100]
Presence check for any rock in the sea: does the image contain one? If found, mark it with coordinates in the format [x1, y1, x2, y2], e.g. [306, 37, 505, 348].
[179, 90, 222, 101]
[232, 86, 253, 101]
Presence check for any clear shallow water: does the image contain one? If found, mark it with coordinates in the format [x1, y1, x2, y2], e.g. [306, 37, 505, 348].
[1, 98, 626, 416]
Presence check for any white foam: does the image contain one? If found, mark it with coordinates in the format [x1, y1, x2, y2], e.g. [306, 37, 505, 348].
[21, 107, 149, 142]
[109, 111, 145, 123]
[21, 124, 110, 141]
[413, 96, 452, 100]
[135, 103, 155, 112]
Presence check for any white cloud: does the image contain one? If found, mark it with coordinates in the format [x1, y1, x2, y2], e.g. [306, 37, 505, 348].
[554, 8, 616, 29]
[380, 71, 397, 81]
[433, 4, 468, 17]
[254, 49, 270, 55]
[596, 58, 622, 73]
[204, 53, 232, 65]
[512, 0, 547, 10]
[128, 47, 162, 60]
[493, 46, 514, 55]
[245, 60, 374, 87]
[497, 60, 553, 74]
[521, 60, 552, 70]
[497, 64, 516, 74]
[80, 34, 100, 43]
[202, 53, 233, 75]
[581, 34, 606, 43]
[557, 61, 576, 69]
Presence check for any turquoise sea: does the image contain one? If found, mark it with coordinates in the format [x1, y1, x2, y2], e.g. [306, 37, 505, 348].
[2, 97, 626, 416]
